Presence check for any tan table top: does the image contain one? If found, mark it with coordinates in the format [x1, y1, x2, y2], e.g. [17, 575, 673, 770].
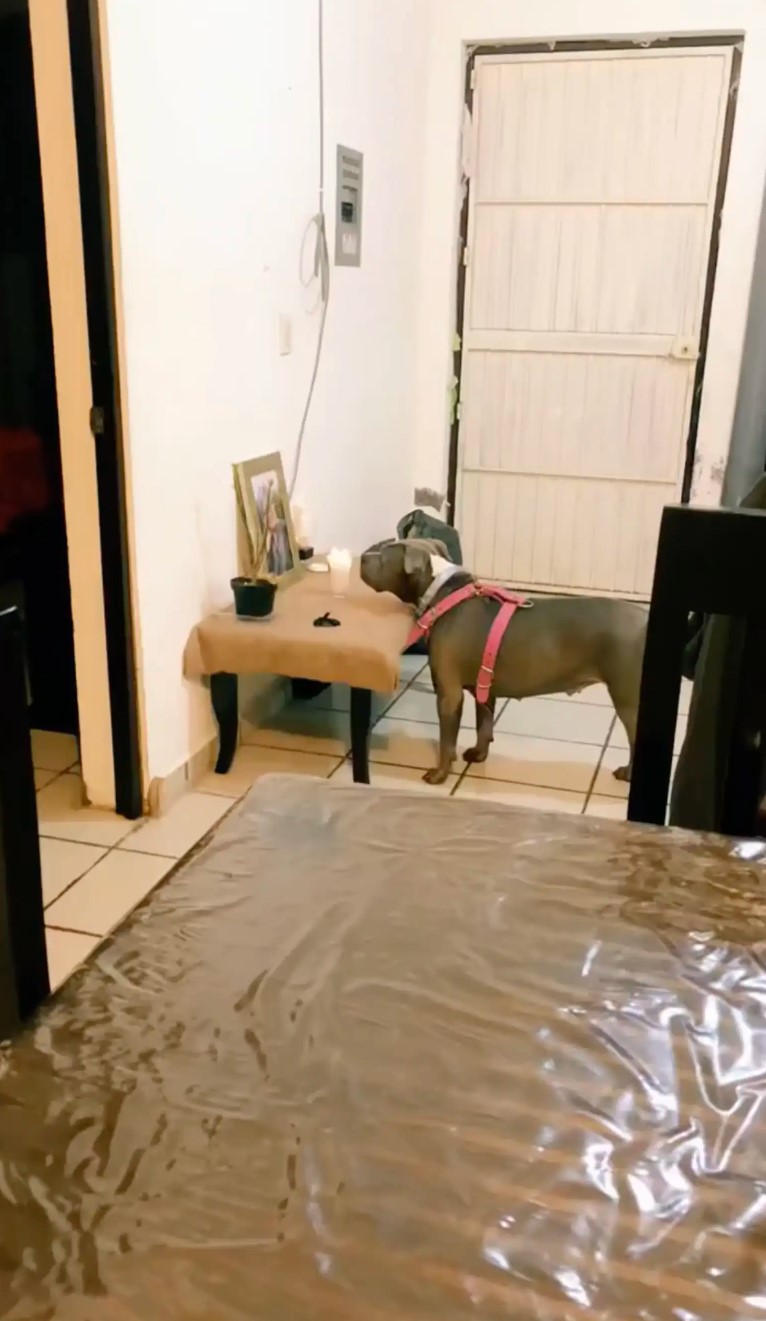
[183, 563, 413, 693]
[2, 776, 766, 1317]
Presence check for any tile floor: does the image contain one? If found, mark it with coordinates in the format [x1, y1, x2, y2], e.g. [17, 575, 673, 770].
[33, 657, 690, 991]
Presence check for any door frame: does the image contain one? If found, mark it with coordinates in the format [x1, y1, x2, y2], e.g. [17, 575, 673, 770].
[27, 0, 142, 818]
[446, 34, 743, 526]
[66, 0, 141, 819]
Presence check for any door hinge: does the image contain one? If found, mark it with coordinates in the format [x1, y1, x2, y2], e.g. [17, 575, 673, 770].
[463, 245, 470, 267]
[469, 67, 477, 92]
[89, 406, 105, 437]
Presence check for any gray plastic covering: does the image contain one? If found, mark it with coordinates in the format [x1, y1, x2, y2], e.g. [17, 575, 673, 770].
[1, 775, 766, 1318]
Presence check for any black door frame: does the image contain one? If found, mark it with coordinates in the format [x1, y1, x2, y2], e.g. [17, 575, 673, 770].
[447, 34, 743, 524]
[64, 0, 142, 819]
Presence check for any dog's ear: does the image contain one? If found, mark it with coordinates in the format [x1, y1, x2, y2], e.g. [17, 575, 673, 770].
[402, 543, 430, 579]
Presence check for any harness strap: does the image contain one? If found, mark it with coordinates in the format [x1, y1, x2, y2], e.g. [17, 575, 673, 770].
[406, 583, 528, 704]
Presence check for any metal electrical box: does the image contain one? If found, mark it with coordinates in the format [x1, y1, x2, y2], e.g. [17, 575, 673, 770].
[335, 145, 363, 267]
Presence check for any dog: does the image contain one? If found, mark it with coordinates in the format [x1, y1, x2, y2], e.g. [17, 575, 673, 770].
[360, 541, 647, 786]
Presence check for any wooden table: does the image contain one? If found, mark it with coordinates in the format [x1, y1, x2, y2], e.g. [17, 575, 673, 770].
[184, 565, 413, 782]
[1, 776, 765, 1318]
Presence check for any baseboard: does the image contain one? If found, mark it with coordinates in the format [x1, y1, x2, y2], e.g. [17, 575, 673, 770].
[146, 674, 289, 817]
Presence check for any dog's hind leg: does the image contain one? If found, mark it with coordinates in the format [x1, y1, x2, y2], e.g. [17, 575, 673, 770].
[424, 683, 463, 785]
[607, 682, 638, 782]
[464, 693, 495, 765]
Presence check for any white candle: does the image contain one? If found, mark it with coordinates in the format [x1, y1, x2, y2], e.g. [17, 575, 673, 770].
[292, 501, 311, 548]
[327, 547, 352, 597]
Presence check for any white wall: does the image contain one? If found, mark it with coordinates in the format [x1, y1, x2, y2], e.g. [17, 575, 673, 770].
[102, 0, 429, 783]
[413, 1, 766, 514]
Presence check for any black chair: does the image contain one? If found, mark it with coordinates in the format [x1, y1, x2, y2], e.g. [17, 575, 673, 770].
[0, 605, 48, 1037]
[629, 505, 766, 836]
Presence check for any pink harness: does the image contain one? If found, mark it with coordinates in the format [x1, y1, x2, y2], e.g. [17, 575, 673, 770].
[407, 583, 529, 705]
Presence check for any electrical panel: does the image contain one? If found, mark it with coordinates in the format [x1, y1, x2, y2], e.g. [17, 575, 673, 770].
[335, 145, 363, 268]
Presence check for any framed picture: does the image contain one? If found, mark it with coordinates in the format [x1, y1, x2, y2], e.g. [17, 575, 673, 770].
[233, 452, 301, 585]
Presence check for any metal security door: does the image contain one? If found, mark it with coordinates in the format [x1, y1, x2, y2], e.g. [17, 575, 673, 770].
[457, 47, 733, 597]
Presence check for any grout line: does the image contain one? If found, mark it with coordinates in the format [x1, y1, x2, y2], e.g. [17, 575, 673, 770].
[45, 923, 101, 939]
[582, 715, 616, 814]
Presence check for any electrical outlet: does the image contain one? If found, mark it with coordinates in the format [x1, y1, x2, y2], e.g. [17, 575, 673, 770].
[278, 314, 293, 356]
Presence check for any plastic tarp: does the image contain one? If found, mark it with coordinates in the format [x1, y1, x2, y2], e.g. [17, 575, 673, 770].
[1, 775, 765, 1319]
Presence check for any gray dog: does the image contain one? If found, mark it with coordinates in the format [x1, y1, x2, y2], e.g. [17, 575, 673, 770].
[360, 540, 647, 786]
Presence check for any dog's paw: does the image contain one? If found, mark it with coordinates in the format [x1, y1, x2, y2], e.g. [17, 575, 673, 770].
[423, 768, 450, 786]
[463, 746, 488, 765]
[613, 764, 632, 783]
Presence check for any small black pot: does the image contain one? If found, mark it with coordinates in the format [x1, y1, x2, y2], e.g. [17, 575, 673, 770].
[231, 577, 276, 620]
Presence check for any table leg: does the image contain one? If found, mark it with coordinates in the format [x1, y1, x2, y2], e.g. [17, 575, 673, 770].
[211, 673, 238, 774]
[350, 688, 372, 784]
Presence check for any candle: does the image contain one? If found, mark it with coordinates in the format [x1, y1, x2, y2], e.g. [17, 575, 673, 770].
[327, 547, 352, 597]
[292, 501, 311, 548]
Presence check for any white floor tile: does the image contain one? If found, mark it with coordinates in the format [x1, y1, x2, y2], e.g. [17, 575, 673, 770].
[310, 684, 401, 716]
[496, 697, 613, 745]
[370, 718, 440, 771]
[242, 705, 350, 756]
[329, 760, 458, 795]
[585, 795, 629, 822]
[610, 716, 688, 756]
[456, 778, 586, 814]
[384, 686, 489, 733]
[590, 745, 631, 800]
[36, 773, 137, 848]
[45, 928, 101, 990]
[198, 745, 341, 797]
[39, 837, 107, 907]
[31, 730, 78, 773]
[124, 791, 235, 858]
[465, 731, 602, 793]
[46, 849, 174, 937]
[399, 653, 428, 682]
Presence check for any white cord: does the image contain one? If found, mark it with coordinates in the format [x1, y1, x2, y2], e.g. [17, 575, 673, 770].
[289, 0, 330, 499]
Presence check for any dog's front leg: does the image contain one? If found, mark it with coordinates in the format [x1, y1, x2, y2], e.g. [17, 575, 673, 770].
[424, 687, 463, 785]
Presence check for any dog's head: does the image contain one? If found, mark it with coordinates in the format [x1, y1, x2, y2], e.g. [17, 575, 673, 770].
[360, 538, 451, 604]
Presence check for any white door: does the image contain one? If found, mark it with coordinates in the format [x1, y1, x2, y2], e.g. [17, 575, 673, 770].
[457, 48, 732, 598]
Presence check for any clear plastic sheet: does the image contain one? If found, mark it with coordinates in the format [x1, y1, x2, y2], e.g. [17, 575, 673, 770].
[1, 775, 766, 1319]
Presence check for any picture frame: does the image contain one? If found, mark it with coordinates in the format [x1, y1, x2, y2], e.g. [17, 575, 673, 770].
[233, 452, 301, 587]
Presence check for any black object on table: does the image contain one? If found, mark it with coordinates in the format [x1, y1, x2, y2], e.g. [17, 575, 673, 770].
[211, 673, 373, 784]
[629, 504, 766, 835]
[0, 605, 49, 1036]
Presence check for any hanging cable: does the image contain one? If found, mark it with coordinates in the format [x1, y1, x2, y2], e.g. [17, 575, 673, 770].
[289, 0, 330, 499]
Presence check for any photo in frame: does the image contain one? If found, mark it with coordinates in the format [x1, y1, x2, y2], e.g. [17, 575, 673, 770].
[233, 452, 300, 586]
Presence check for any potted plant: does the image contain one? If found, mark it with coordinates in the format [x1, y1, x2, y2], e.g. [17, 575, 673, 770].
[231, 475, 277, 619]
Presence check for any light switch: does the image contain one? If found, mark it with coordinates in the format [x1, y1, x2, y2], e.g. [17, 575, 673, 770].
[278, 314, 293, 356]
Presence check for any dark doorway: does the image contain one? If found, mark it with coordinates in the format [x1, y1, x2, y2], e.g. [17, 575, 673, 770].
[0, 0, 78, 735]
